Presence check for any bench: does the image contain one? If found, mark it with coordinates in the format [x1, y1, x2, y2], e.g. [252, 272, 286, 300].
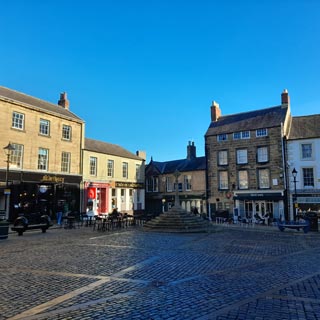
[278, 221, 310, 233]
[11, 215, 52, 236]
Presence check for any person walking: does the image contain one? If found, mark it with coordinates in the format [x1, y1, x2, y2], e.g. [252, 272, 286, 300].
[56, 201, 64, 226]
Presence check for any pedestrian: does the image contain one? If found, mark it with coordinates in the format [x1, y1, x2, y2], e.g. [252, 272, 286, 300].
[56, 201, 64, 226]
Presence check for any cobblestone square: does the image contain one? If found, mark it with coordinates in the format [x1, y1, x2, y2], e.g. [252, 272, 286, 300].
[1, 224, 320, 319]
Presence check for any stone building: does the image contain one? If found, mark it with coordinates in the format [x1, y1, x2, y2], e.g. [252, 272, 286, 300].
[0, 86, 84, 221]
[205, 90, 292, 222]
[145, 141, 206, 217]
[83, 138, 145, 215]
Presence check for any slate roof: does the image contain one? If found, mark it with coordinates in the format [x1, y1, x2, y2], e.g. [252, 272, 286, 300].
[147, 156, 206, 175]
[84, 138, 143, 160]
[206, 105, 288, 136]
[0, 85, 83, 122]
[288, 115, 320, 140]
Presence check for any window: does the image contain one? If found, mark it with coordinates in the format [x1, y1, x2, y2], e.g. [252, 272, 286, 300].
[301, 143, 313, 160]
[90, 157, 97, 176]
[136, 164, 141, 179]
[39, 119, 50, 136]
[218, 150, 228, 165]
[166, 176, 173, 192]
[238, 170, 248, 189]
[62, 124, 71, 140]
[184, 175, 192, 191]
[236, 149, 248, 164]
[258, 169, 270, 189]
[303, 168, 314, 187]
[233, 131, 250, 140]
[219, 171, 228, 190]
[256, 128, 268, 137]
[257, 146, 268, 163]
[107, 160, 114, 177]
[147, 177, 158, 192]
[121, 189, 126, 202]
[122, 162, 128, 178]
[61, 152, 71, 173]
[217, 134, 227, 141]
[11, 143, 23, 169]
[38, 148, 48, 170]
[12, 112, 24, 130]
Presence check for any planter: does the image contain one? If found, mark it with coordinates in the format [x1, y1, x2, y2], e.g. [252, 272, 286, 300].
[0, 221, 9, 240]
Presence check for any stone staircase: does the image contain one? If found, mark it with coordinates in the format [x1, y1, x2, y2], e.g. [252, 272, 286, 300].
[143, 207, 213, 233]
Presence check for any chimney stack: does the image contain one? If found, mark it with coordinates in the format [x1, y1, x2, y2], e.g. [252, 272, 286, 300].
[210, 101, 221, 121]
[187, 141, 196, 160]
[281, 89, 290, 107]
[58, 92, 70, 110]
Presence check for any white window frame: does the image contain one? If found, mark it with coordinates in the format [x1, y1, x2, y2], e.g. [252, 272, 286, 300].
[136, 164, 141, 180]
[258, 169, 270, 189]
[233, 131, 250, 140]
[184, 175, 192, 191]
[107, 160, 114, 177]
[90, 156, 97, 176]
[236, 149, 248, 164]
[218, 150, 228, 165]
[166, 176, 173, 192]
[219, 171, 228, 190]
[238, 170, 249, 189]
[303, 167, 314, 187]
[38, 148, 49, 171]
[217, 134, 227, 142]
[61, 151, 71, 173]
[256, 128, 268, 137]
[62, 124, 72, 140]
[12, 111, 24, 130]
[301, 143, 313, 160]
[11, 143, 23, 169]
[147, 177, 158, 192]
[122, 162, 128, 179]
[257, 146, 268, 163]
[39, 119, 50, 136]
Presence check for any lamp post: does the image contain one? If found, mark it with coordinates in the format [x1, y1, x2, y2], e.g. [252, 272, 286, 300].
[292, 168, 297, 221]
[162, 198, 166, 213]
[3, 143, 15, 220]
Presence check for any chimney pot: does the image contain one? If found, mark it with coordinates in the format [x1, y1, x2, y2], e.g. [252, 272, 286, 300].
[58, 92, 70, 110]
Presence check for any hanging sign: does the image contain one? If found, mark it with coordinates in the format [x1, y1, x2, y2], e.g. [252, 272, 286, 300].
[87, 187, 96, 199]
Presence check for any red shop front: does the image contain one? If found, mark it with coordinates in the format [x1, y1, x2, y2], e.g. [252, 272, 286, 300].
[84, 181, 110, 215]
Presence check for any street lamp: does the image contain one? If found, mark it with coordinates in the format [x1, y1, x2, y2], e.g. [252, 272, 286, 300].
[162, 198, 166, 213]
[3, 143, 15, 219]
[292, 168, 297, 221]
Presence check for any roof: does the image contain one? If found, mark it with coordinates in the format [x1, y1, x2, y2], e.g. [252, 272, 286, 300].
[84, 138, 143, 160]
[205, 105, 288, 136]
[0, 85, 83, 122]
[288, 115, 320, 140]
[146, 156, 206, 175]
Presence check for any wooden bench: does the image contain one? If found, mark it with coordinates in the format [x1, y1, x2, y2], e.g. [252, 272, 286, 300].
[278, 221, 310, 233]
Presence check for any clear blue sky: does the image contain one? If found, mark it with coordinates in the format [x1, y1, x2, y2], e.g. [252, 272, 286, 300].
[1, 0, 319, 162]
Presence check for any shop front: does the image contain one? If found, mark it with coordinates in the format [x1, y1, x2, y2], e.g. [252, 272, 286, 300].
[3, 171, 81, 222]
[233, 191, 285, 224]
[83, 181, 111, 215]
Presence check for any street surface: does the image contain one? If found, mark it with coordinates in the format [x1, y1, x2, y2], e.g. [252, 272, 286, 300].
[1, 223, 320, 319]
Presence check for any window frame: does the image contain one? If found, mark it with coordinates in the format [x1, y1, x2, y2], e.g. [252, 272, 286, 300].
[218, 150, 228, 166]
[303, 167, 314, 187]
[122, 162, 128, 179]
[62, 124, 72, 141]
[107, 159, 114, 177]
[301, 143, 313, 160]
[256, 128, 268, 137]
[11, 143, 24, 169]
[39, 119, 50, 136]
[89, 156, 97, 176]
[218, 171, 229, 190]
[236, 149, 248, 164]
[217, 134, 227, 142]
[238, 170, 249, 189]
[61, 151, 71, 173]
[38, 148, 49, 171]
[12, 111, 25, 130]
[258, 168, 270, 189]
[257, 146, 269, 163]
[184, 175, 192, 191]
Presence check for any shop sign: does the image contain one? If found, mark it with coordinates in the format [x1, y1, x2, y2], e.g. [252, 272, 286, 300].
[87, 187, 96, 199]
[41, 175, 65, 184]
[4, 188, 11, 195]
[115, 182, 144, 189]
[297, 197, 320, 203]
